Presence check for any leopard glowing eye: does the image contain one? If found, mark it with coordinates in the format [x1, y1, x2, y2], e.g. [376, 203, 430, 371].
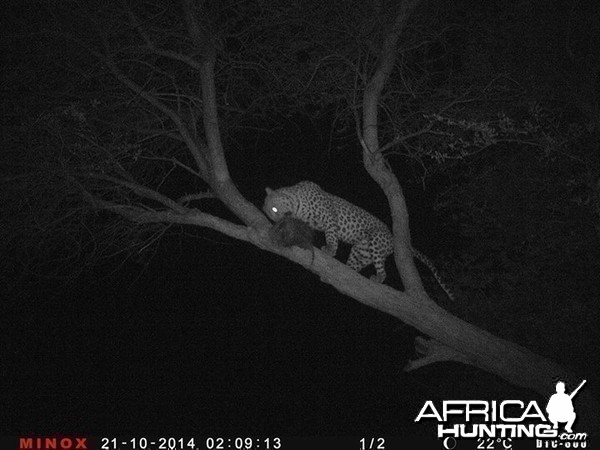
[272, 207, 278, 213]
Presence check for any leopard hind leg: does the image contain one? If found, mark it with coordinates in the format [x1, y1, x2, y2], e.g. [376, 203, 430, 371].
[347, 234, 387, 283]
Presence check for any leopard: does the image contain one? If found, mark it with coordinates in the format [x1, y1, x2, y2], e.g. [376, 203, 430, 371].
[263, 180, 454, 300]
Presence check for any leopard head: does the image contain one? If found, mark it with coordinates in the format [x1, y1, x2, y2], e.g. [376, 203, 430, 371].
[263, 187, 297, 221]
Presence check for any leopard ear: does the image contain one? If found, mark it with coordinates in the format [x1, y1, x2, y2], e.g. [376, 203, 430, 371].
[265, 187, 274, 195]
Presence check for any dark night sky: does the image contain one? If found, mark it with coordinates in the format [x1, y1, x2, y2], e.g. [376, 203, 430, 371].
[1, 0, 599, 443]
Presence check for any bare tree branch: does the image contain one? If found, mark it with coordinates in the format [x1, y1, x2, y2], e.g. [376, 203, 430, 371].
[88, 173, 187, 213]
[99, 52, 209, 179]
[91, 197, 250, 242]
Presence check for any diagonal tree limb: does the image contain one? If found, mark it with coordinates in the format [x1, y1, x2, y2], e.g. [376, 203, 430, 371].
[88, 173, 187, 214]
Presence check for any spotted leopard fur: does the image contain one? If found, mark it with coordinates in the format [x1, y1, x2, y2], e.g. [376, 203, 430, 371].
[263, 181, 454, 299]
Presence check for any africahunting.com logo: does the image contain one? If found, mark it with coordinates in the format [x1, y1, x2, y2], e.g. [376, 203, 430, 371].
[415, 380, 589, 449]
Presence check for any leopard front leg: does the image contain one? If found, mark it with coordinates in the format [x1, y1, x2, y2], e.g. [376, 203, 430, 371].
[320, 205, 339, 257]
[321, 227, 338, 257]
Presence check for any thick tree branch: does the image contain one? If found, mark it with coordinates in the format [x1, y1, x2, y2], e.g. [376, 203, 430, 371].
[361, 0, 424, 295]
[304, 252, 598, 432]
[181, 0, 270, 230]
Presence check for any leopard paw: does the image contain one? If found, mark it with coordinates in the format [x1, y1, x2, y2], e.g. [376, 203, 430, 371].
[321, 245, 336, 256]
[370, 273, 385, 283]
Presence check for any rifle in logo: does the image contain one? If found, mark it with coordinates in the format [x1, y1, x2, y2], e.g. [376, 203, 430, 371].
[568, 379, 586, 399]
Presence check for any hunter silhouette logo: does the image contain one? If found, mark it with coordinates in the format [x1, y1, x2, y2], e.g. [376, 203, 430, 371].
[414, 379, 590, 441]
[546, 379, 586, 433]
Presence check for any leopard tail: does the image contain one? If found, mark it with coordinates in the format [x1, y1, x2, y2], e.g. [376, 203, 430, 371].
[411, 248, 455, 301]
